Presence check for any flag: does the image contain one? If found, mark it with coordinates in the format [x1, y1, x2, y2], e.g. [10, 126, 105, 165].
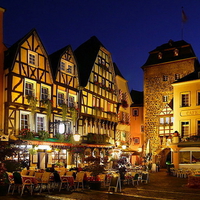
[182, 9, 188, 23]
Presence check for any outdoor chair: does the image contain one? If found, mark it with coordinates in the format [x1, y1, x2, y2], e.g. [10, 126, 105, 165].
[132, 173, 139, 186]
[37, 171, 51, 193]
[141, 173, 149, 184]
[12, 172, 34, 196]
[6, 172, 14, 194]
[74, 172, 85, 190]
[53, 171, 70, 192]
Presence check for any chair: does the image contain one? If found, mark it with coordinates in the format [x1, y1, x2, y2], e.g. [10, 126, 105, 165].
[74, 172, 85, 190]
[99, 174, 106, 187]
[35, 172, 43, 182]
[141, 173, 149, 184]
[132, 173, 139, 186]
[6, 172, 14, 194]
[28, 170, 35, 176]
[12, 172, 34, 196]
[37, 172, 51, 193]
[21, 170, 28, 176]
[53, 171, 69, 192]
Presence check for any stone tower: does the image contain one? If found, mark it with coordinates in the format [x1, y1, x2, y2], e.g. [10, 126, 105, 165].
[142, 39, 199, 153]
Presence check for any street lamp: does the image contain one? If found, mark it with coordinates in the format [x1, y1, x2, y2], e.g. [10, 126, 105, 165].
[73, 133, 81, 142]
[58, 123, 65, 134]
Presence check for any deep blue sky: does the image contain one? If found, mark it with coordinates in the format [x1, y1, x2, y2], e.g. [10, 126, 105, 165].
[1, 1, 200, 92]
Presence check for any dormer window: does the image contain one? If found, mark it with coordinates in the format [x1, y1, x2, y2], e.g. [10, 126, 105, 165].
[174, 49, 179, 56]
[158, 52, 162, 59]
[60, 60, 74, 74]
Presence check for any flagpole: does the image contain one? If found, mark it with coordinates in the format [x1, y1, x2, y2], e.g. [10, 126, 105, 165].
[181, 7, 187, 40]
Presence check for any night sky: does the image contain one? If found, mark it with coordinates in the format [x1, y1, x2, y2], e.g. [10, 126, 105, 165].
[1, 1, 200, 92]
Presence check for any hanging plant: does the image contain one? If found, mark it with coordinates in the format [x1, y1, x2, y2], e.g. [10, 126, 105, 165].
[121, 99, 128, 108]
[37, 130, 49, 140]
[26, 95, 38, 114]
[70, 107, 78, 124]
[60, 103, 68, 121]
[40, 99, 53, 121]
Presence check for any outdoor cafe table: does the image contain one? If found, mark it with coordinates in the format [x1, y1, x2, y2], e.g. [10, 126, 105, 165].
[60, 175, 74, 187]
[22, 175, 38, 185]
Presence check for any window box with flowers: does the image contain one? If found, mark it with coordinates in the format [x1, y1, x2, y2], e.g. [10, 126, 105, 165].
[40, 99, 53, 121]
[19, 128, 35, 140]
[38, 130, 49, 140]
[26, 95, 38, 114]
[121, 100, 128, 109]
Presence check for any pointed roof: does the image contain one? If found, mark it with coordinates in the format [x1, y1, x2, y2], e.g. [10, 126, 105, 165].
[74, 36, 105, 87]
[4, 28, 49, 70]
[142, 39, 198, 68]
[49, 45, 73, 79]
[130, 90, 143, 107]
[113, 62, 124, 79]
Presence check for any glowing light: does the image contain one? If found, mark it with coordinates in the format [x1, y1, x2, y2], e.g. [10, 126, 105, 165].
[59, 123, 65, 134]
[122, 145, 127, 150]
[73, 133, 81, 142]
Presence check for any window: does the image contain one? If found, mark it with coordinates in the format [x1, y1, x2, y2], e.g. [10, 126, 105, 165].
[93, 96, 100, 107]
[67, 65, 73, 74]
[158, 52, 162, 59]
[132, 109, 139, 116]
[24, 79, 36, 96]
[41, 86, 49, 100]
[197, 92, 200, 105]
[160, 118, 164, 124]
[94, 74, 98, 82]
[181, 121, 189, 138]
[197, 121, 200, 136]
[28, 51, 38, 66]
[174, 49, 179, 56]
[36, 114, 47, 132]
[175, 74, 180, 80]
[54, 118, 72, 134]
[163, 96, 168, 102]
[57, 91, 65, 105]
[163, 75, 168, 81]
[60, 60, 74, 74]
[20, 112, 30, 130]
[181, 93, 190, 107]
[68, 95, 75, 108]
[180, 151, 200, 164]
[102, 78, 105, 86]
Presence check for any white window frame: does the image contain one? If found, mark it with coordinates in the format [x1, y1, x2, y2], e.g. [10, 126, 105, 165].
[68, 94, 76, 108]
[60, 59, 74, 75]
[20, 111, 31, 130]
[57, 90, 66, 106]
[41, 84, 51, 100]
[36, 113, 47, 132]
[181, 92, 190, 107]
[28, 50, 38, 67]
[181, 121, 190, 138]
[24, 78, 36, 97]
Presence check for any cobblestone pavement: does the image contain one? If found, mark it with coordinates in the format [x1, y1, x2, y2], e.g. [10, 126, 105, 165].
[3, 169, 200, 200]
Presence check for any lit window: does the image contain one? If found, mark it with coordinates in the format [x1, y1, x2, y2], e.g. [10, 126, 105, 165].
[57, 91, 65, 105]
[36, 114, 47, 132]
[60, 62, 65, 71]
[163, 75, 168, 81]
[166, 117, 169, 124]
[21, 113, 29, 129]
[102, 78, 105, 86]
[28, 51, 38, 66]
[181, 121, 189, 138]
[94, 74, 98, 82]
[102, 59, 105, 65]
[41, 86, 49, 100]
[68, 95, 75, 108]
[175, 74, 180, 80]
[181, 93, 189, 107]
[163, 96, 168, 102]
[174, 49, 179, 56]
[98, 57, 101, 64]
[160, 118, 164, 124]
[60, 60, 74, 74]
[133, 109, 139, 116]
[158, 52, 162, 59]
[25, 82, 34, 96]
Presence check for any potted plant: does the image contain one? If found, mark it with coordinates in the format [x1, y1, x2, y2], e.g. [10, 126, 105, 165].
[85, 156, 105, 190]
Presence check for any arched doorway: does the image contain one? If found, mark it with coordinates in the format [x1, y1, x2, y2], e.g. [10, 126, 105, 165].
[157, 148, 171, 168]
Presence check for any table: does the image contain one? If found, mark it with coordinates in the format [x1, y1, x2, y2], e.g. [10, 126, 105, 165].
[60, 175, 74, 187]
[22, 176, 38, 185]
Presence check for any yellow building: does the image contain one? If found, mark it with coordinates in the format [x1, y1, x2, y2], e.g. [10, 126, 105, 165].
[114, 63, 132, 147]
[172, 71, 200, 169]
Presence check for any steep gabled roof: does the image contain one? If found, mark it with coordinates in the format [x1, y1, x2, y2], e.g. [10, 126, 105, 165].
[142, 40, 198, 68]
[49, 45, 73, 79]
[4, 28, 49, 71]
[113, 62, 124, 79]
[74, 36, 105, 87]
[130, 90, 143, 107]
